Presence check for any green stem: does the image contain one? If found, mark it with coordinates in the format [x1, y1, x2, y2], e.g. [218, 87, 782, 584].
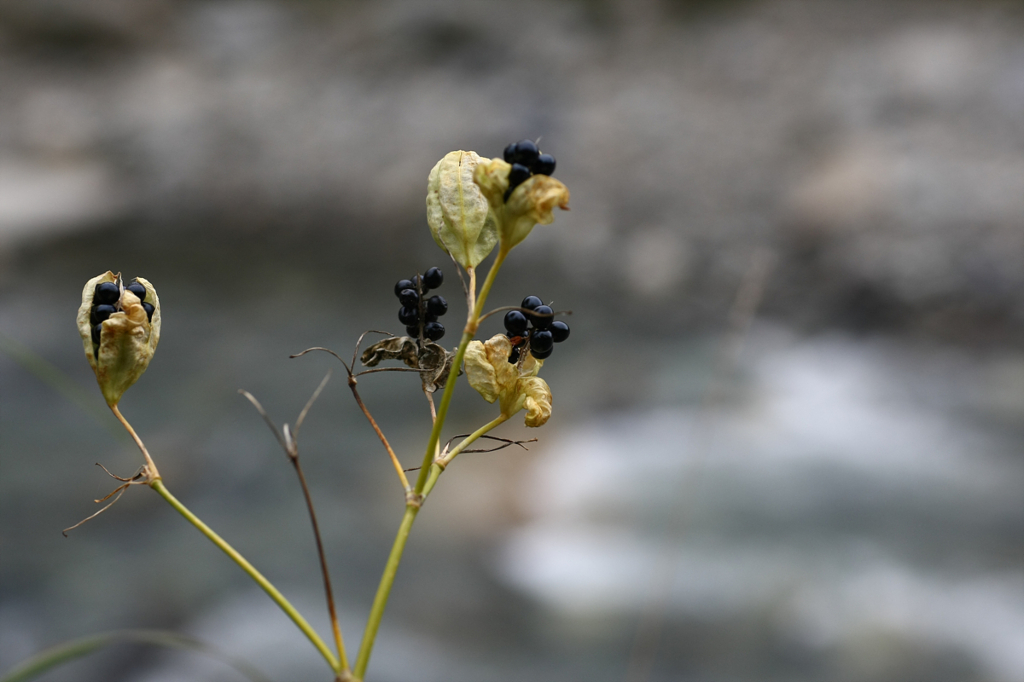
[355, 247, 510, 680]
[412, 246, 508, 494]
[149, 480, 341, 674]
[352, 505, 418, 680]
[422, 414, 509, 498]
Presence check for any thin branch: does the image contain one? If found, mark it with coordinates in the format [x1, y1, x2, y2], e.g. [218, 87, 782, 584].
[353, 367, 424, 377]
[292, 344, 411, 491]
[351, 330, 393, 372]
[296, 370, 332, 433]
[346, 378, 411, 491]
[290, 347, 352, 373]
[63, 475, 143, 536]
[239, 379, 350, 672]
[238, 391, 289, 452]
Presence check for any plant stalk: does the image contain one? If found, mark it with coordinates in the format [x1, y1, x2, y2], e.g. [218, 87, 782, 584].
[150, 480, 341, 673]
[352, 504, 418, 680]
[356, 247, 509, 679]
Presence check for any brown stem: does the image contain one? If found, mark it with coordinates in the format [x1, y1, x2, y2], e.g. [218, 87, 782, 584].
[347, 375, 411, 491]
[289, 452, 348, 671]
[111, 404, 160, 480]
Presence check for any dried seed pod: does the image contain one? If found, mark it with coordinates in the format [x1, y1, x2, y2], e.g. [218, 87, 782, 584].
[77, 272, 161, 407]
[473, 156, 570, 251]
[426, 150, 498, 269]
[464, 334, 552, 427]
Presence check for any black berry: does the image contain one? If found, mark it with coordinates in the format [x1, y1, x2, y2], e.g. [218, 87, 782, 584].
[521, 296, 543, 311]
[531, 346, 554, 360]
[550, 320, 570, 342]
[503, 142, 517, 163]
[398, 306, 419, 326]
[512, 139, 539, 166]
[530, 329, 554, 354]
[90, 304, 116, 326]
[427, 295, 447, 316]
[94, 282, 119, 305]
[399, 288, 419, 307]
[126, 282, 147, 301]
[530, 305, 554, 329]
[532, 153, 556, 176]
[91, 324, 102, 345]
[395, 279, 415, 297]
[508, 346, 521, 364]
[504, 310, 528, 335]
[508, 163, 531, 189]
[423, 267, 444, 289]
[406, 325, 420, 337]
[424, 321, 445, 341]
[142, 302, 155, 321]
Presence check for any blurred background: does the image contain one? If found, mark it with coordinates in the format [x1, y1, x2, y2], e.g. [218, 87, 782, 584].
[1, 0, 1022, 680]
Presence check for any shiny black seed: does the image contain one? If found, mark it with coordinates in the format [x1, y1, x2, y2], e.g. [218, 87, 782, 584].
[512, 139, 539, 166]
[503, 142, 517, 163]
[531, 346, 553, 360]
[521, 296, 543, 311]
[142, 302, 155, 321]
[423, 267, 444, 289]
[126, 282, 147, 301]
[508, 346, 521, 364]
[399, 288, 419, 307]
[530, 305, 554, 329]
[398, 306, 419, 326]
[509, 163, 531, 188]
[504, 310, 528, 335]
[424, 313, 438, 323]
[530, 329, 554, 354]
[406, 325, 420, 338]
[94, 282, 119, 305]
[395, 279, 415, 297]
[90, 304, 116, 326]
[532, 153, 556, 176]
[427, 295, 447, 316]
[91, 324, 102, 345]
[424, 321, 445, 341]
[550, 320, 570, 342]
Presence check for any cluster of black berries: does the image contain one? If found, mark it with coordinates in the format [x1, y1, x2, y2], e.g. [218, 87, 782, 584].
[502, 140, 556, 202]
[503, 296, 570, 363]
[394, 267, 447, 342]
[89, 280, 154, 357]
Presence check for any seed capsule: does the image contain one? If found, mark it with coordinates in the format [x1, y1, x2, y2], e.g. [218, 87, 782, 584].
[78, 272, 161, 407]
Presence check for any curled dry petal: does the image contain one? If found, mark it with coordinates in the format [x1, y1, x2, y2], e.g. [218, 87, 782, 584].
[360, 335, 454, 392]
[78, 272, 161, 406]
[426, 151, 498, 269]
[464, 334, 551, 427]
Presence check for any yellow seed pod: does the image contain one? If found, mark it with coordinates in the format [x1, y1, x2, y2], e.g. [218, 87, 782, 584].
[464, 334, 552, 427]
[473, 158, 570, 251]
[426, 150, 498, 269]
[77, 272, 161, 406]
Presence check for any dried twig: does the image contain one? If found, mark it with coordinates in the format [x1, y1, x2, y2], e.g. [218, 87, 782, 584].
[239, 374, 348, 670]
